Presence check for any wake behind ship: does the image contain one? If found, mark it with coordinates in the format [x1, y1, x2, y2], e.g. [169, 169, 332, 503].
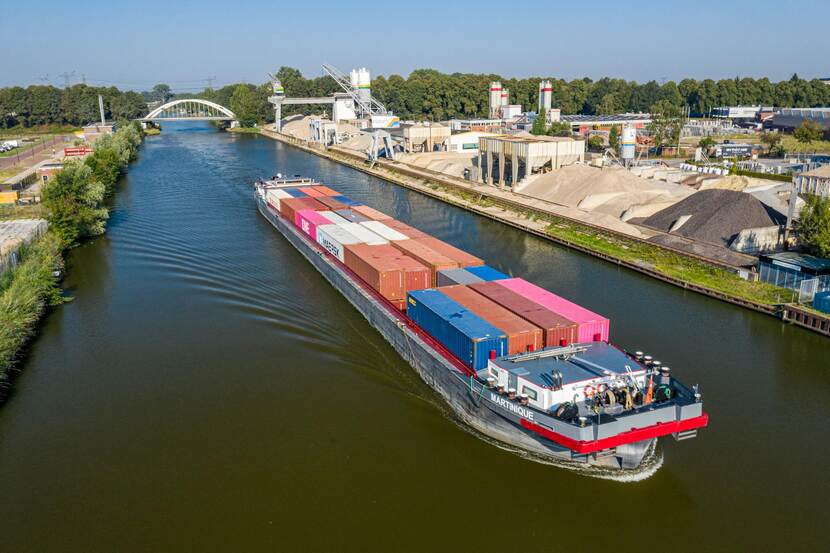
[254, 176, 708, 473]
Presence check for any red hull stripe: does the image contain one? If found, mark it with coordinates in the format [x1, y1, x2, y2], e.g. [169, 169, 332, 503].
[520, 413, 709, 454]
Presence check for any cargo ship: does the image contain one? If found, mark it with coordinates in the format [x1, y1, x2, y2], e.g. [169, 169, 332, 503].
[255, 177, 708, 472]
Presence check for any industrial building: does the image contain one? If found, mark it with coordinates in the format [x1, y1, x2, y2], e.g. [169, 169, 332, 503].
[398, 124, 451, 153]
[758, 251, 830, 293]
[771, 108, 830, 131]
[478, 134, 585, 187]
[560, 114, 651, 135]
[446, 131, 498, 153]
[793, 165, 830, 197]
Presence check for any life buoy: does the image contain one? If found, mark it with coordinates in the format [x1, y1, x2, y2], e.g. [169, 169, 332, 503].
[596, 383, 608, 395]
[583, 385, 595, 398]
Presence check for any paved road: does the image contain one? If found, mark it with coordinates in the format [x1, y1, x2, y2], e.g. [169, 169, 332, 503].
[0, 136, 67, 170]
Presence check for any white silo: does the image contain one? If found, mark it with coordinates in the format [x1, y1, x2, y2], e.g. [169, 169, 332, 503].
[272, 78, 284, 97]
[620, 124, 637, 165]
[501, 88, 509, 107]
[538, 80, 552, 114]
[350, 69, 359, 89]
[358, 67, 371, 104]
[489, 82, 502, 118]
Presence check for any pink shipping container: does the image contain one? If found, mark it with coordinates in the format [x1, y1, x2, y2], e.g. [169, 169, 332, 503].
[295, 209, 336, 241]
[495, 278, 610, 343]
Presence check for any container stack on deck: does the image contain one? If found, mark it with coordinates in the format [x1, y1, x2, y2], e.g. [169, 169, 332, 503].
[269, 183, 611, 371]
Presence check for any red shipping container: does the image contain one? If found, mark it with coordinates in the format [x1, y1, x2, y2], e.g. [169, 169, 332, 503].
[344, 244, 430, 301]
[469, 281, 578, 347]
[391, 239, 458, 286]
[315, 196, 348, 211]
[439, 285, 543, 355]
[312, 185, 339, 196]
[279, 197, 328, 224]
[496, 278, 610, 343]
[295, 209, 335, 241]
[352, 205, 392, 221]
[415, 236, 484, 268]
[302, 187, 325, 198]
[384, 219, 429, 239]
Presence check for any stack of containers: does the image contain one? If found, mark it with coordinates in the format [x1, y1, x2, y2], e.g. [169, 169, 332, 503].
[384, 220, 429, 239]
[316, 196, 348, 211]
[416, 236, 484, 268]
[300, 187, 327, 198]
[466, 265, 509, 281]
[407, 289, 508, 371]
[439, 286, 543, 355]
[469, 281, 578, 347]
[295, 209, 336, 241]
[319, 211, 349, 225]
[338, 223, 387, 245]
[437, 265, 509, 287]
[392, 239, 458, 285]
[360, 221, 408, 242]
[353, 205, 391, 221]
[332, 195, 362, 207]
[311, 185, 339, 196]
[495, 278, 610, 342]
[266, 189, 292, 211]
[336, 209, 369, 223]
[316, 224, 362, 262]
[344, 244, 430, 307]
[284, 188, 309, 198]
[280, 197, 327, 222]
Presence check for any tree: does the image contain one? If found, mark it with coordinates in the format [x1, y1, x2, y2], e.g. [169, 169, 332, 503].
[649, 100, 684, 151]
[151, 84, 173, 103]
[531, 109, 547, 135]
[587, 135, 605, 152]
[794, 119, 823, 145]
[42, 161, 106, 247]
[760, 132, 784, 157]
[609, 126, 620, 150]
[547, 121, 572, 137]
[229, 84, 259, 127]
[597, 93, 617, 115]
[698, 136, 716, 150]
[795, 195, 830, 258]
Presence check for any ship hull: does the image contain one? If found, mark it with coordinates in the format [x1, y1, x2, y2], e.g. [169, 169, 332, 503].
[256, 195, 661, 470]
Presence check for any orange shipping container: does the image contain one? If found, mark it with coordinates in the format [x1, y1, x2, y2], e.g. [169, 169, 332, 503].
[415, 236, 484, 268]
[301, 187, 326, 198]
[344, 244, 430, 301]
[279, 197, 328, 223]
[439, 285, 543, 355]
[316, 196, 348, 211]
[312, 185, 339, 196]
[391, 239, 458, 286]
[384, 219, 429, 239]
[352, 205, 392, 221]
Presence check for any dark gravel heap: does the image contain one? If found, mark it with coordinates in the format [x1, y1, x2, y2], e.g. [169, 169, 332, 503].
[641, 189, 785, 247]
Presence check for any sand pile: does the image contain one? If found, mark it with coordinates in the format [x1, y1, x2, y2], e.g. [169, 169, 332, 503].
[281, 115, 313, 140]
[517, 165, 692, 220]
[339, 133, 374, 152]
[641, 189, 784, 247]
[398, 152, 477, 178]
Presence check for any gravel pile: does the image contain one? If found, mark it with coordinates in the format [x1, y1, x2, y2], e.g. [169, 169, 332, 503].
[641, 189, 785, 247]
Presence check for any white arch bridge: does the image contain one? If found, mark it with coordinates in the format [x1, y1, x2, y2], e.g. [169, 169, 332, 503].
[141, 99, 236, 122]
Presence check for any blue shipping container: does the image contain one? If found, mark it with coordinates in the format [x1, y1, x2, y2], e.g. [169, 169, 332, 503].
[437, 268, 484, 287]
[332, 195, 363, 207]
[466, 265, 509, 281]
[814, 291, 830, 314]
[407, 289, 508, 370]
[334, 209, 369, 223]
[285, 188, 308, 198]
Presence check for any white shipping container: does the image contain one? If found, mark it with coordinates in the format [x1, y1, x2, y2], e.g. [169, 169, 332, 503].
[316, 224, 362, 262]
[319, 211, 349, 225]
[359, 220, 408, 241]
[266, 189, 292, 210]
[337, 222, 388, 245]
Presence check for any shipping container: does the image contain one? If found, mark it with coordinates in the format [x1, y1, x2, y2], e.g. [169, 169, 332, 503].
[439, 285, 543, 355]
[352, 205, 392, 221]
[284, 188, 309, 198]
[469, 282, 578, 347]
[332, 195, 362, 207]
[335, 209, 370, 223]
[301, 187, 326, 198]
[415, 236, 484, 268]
[437, 268, 484, 287]
[312, 185, 339, 196]
[318, 211, 349, 225]
[392, 239, 458, 285]
[279, 197, 328, 224]
[360, 220, 408, 241]
[466, 265, 509, 281]
[315, 196, 348, 211]
[338, 222, 388, 245]
[295, 209, 335, 241]
[316, 224, 363, 262]
[496, 278, 610, 342]
[384, 220, 429, 239]
[344, 244, 430, 301]
[265, 189, 292, 211]
[407, 289, 508, 371]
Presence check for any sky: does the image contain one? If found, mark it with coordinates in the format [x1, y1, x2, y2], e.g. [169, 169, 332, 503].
[2, 0, 829, 91]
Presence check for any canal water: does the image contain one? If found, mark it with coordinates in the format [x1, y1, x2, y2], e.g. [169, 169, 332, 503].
[0, 123, 827, 552]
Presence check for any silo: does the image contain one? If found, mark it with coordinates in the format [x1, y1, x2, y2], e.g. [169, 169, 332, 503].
[620, 124, 637, 164]
[538, 80, 552, 113]
[489, 82, 502, 118]
[501, 88, 509, 107]
[350, 69, 359, 89]
[358, 68, 371, 104]
[272, 78, 284, 97]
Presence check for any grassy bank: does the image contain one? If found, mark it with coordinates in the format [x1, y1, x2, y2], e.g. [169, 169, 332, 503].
[0, 233, 63, 391]
[226, 126, 261, 134]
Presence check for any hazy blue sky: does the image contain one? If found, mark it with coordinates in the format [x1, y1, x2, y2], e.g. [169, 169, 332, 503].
[3, 0, 828, 91]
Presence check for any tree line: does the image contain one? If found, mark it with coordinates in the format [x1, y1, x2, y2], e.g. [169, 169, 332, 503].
[0, 85, 146, 128]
